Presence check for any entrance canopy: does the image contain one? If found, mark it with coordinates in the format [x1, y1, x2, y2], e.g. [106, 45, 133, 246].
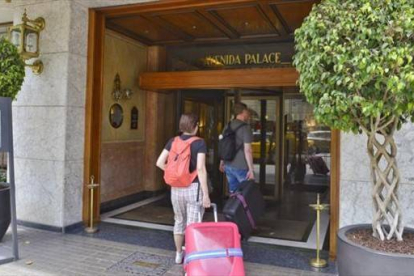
[103, 0, 319, 46]
[99, 0, 319, 90]
[140, 68, 298, 90]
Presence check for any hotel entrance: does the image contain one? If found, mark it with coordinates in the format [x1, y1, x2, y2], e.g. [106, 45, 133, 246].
[85, 0, 340, 257]
[100, 87, 330, 247]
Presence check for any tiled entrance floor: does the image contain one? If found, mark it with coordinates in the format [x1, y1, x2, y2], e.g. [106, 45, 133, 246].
[0, 226, 337, 276]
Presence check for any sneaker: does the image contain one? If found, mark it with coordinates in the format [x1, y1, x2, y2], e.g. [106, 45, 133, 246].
[175, 251, 184, 264]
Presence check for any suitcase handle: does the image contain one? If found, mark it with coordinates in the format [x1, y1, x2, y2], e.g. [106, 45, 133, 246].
[197, 203, 218, 223]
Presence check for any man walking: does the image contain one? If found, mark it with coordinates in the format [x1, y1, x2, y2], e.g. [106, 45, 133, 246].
[219, 102, 255, 193]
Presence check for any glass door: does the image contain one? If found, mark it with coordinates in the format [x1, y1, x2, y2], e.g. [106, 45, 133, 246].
[226, 96, 282, 200]
[283, 96, 331, 189]
[180, 90, 225, 200]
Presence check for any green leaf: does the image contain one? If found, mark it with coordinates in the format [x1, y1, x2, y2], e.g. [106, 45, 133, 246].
[293, 0, 414, 133]
[0, 38, 25, 100]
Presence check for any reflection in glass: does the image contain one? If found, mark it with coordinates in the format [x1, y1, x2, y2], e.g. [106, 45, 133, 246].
[283, 97, 331, 187]
[24, 31, 38, 53]
[10, 29, 21, 48]
[109, 103, 123, 129]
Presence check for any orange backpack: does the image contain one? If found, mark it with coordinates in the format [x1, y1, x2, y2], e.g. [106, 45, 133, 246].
[164, 136, 200, 187]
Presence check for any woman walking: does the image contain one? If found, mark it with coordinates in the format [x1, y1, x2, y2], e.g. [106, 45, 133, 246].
[156, 113, 211, 264]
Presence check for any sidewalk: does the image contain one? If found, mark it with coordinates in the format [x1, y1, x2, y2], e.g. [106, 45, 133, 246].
[0, 226, 337, 276]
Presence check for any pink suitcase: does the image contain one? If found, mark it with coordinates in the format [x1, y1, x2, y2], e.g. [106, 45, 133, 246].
[184, 203, 245, 276]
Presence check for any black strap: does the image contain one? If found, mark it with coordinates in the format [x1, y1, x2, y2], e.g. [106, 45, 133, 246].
[231, 122, 247, 152]
[235, 143, 244, 154]
[224, 121, 247, 137]
[196, 181, 200, 202]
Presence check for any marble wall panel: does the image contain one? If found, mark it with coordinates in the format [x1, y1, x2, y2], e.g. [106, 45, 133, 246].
[0, 5, 14, 22]
[68, 1, 88, 57]
[71, 0, 156, 9]
[63, 160, 83, 227]
[12, 0, 60, 6]
[340, 180, 414, 229]
[65, 106, 85, 161]
[400, 184, 414, 227]
[14, 53, 69, 107]
[394, 123, 414, 184]
[341, 124, 414, 184]
[67, 53, 87, 108]
[340, 123, 414, 229]
[340, 132, 371, 182]
[13, 106, 66, 161]
[339, 180, 372, 228]
[100, 141, 145, 202]
[15, 158, 65, 227]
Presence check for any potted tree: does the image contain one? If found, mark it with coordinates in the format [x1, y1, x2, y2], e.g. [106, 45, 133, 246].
[293, 0, 414, 275]
[0, 37, 25, 241]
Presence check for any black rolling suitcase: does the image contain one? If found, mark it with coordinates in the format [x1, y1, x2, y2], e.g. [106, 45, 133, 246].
[222, 180, 265, 239]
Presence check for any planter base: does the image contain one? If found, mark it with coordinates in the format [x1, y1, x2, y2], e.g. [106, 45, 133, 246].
[0, 247, 14, 265]
[338, 224, 414, 276]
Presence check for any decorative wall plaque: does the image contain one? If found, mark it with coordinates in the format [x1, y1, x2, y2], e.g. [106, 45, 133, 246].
[131, 107, 138, 130]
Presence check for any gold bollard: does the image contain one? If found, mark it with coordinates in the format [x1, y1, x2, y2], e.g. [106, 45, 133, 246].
[309, 193, 330, 268]
[85, 175, 99, 234]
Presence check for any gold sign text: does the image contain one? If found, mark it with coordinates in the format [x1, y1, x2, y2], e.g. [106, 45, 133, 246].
[203, 52, 281, 67]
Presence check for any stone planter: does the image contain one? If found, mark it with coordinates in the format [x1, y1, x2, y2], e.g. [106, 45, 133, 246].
[0, 184, 11, 242]
[338, 224, 414, 276]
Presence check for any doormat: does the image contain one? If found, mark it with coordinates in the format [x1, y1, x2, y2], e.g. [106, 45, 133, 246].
[107, 251, 175, 275]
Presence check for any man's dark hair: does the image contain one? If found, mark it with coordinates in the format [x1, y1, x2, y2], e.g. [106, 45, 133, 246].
[233, 102, 248, 116]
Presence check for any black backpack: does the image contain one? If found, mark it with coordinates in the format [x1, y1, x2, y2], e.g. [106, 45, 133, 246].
[219, 122, 247, 161]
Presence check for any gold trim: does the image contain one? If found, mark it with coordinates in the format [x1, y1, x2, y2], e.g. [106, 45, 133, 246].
[25, 60, 43, 75]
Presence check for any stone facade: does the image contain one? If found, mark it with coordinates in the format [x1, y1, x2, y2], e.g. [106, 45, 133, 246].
[340, 125, 414, 229]
[1, 0, 156, 229]
[1, 0, 413, 231]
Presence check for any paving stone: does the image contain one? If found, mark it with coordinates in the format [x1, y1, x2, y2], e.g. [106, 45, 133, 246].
[0, 227, 338, 276]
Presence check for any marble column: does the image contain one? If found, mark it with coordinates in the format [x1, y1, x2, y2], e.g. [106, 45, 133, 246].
[8, 0, 155, 230]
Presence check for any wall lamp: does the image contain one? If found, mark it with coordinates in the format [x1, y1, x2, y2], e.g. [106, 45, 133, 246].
[112, 73, 133, 101]
[8, 9, 45, 75]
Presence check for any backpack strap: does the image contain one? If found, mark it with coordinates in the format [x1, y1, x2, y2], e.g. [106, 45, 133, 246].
[169, 136, 180, 153]
[182, 136, 201, 202]
[231, 122, 248, 153]
[184, 136, 201, 144]
[177, 136, 202, 201]
[232, 122, 248, 133]
[223, 121, 247, 138]
[172, 136, 200, 154]
[230, 192, 256, 229]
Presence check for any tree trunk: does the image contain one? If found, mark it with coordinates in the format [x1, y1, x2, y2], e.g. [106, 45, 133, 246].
[366, 119, 404, 241]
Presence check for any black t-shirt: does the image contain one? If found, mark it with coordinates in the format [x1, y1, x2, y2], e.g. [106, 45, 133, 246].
[165, 135, 207, 179]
